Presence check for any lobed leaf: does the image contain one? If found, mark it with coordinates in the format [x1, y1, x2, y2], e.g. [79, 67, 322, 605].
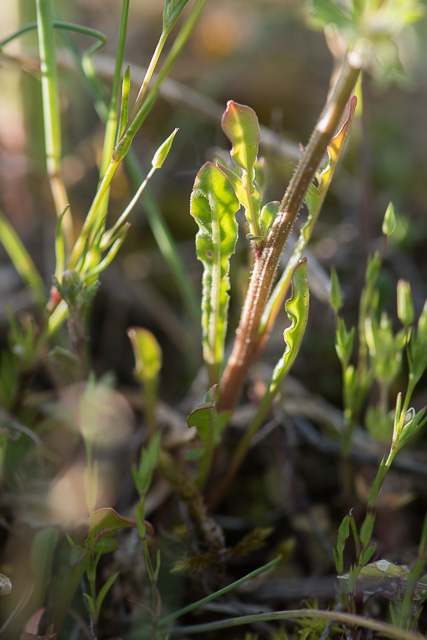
[260, 97, 357, 341]
[190, 162, 239, 383]
[268, 259, 310, 395]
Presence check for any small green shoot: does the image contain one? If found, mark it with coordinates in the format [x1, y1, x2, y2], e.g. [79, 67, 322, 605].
[128, 327, 162, 438]
[187, 385, 233, 488]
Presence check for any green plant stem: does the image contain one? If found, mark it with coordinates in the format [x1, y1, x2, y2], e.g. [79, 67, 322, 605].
[128, 29, 168, 125]
[244, 176, 261, 240]
[164, 607, 422, 639]
[68, 158, 119, 268]
[95, 0, 130, 227]
[0, 210, 46, 309]
[35, 0, 73, 249]
[400, 513, 427, 629]
[211, 391, 277, 508]
[218, 51, 362, 411]
[114, 0, 207, 163]
[157, 555, 281, 629]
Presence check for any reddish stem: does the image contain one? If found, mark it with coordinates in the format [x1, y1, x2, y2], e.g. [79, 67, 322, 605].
[218, 51, 362, 411]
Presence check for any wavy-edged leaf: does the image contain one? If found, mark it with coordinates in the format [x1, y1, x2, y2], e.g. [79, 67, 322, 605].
[260, 97, 357, 341]
[190, 162, 239, 384]
[268, 259, 309, 394]
[221, 101, 262, 238]
[233, 260, 310, 474]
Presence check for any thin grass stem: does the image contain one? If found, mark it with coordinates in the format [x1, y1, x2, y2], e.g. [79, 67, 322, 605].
[35, 0, 73, 248]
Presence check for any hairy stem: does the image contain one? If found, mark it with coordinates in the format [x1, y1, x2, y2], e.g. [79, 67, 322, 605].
[218, 50, 362, 411]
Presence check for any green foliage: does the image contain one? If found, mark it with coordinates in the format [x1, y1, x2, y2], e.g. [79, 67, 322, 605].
[190, 162, 240, 384]
[163, 0, 191, 33]
[333, 515, 350, 574]
[1, 0, 427, 637]
[128, 327, 162, 437]
[365, 311, 406, 384]
[382, 201, 397, 237]
[221, 101, 262, 239]
[267, 259, 310, 394]
[397, 280, 415, 327]
[187, 385, 233, 486]
[132, 433, 161, 499]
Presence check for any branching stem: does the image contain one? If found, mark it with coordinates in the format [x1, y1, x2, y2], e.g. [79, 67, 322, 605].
[218, 50, 362, 411]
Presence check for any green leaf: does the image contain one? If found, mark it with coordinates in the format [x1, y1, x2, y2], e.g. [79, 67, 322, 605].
[0, 210, 46, 309]
[163, 0, 190, 32]
[397, 280, 414, 327]
[69, 544, 88, 568]
[118, 66, 131, 139]
[359, 512, 375, 548]
[309, 0, 354, 35]
[365, 312, 406, 384]
[275, 259, 309, 379]
[221, 101, 261, 238]
[95, 571, 119, 618]
[261, 97, 357, 339]
[359, 544, 376, 567]
[222, 101, 260, 177]
[187, 385, 232, 450]
[382, 201, 396, 236]
[260, 201, 279, 236]
[408, 300, 427, 387]
[330, 267, 342, 314]
[263, 259, 310, 402]
[132, 433, 161, 496]
[152, 128, 178, 169]
[336, 317, 355, 369]
[334, 514, 351, 574]
[128, 327, 162, 384]
[190, 162, 239, 384]
[88, 507, 139, 549]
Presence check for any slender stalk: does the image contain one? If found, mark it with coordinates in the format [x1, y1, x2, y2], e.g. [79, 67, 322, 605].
[114, 0, 208, 162]
[218, 50, 362, 411]
[128, 30, 168, 124]
[95, 0, 130, 227]
[35, 0, 73, 248]
[157, 555, 281, 629]
[164, 607, 421, 640]
[68, 158, 119, 269]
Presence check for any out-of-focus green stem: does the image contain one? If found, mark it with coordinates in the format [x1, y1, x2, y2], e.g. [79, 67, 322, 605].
[128, 29, 168, 124]
[114, 0, 208, 161]
[68, 158, 119, 269]
[95, 0, 130, 229]
[35, 0, 73, 249]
